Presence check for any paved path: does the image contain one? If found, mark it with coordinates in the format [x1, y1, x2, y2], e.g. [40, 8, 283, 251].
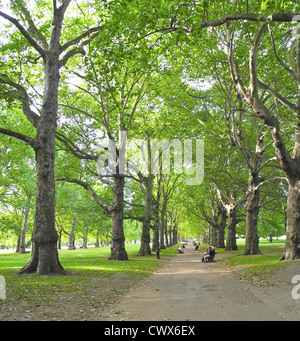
[101, 244, 300, 321]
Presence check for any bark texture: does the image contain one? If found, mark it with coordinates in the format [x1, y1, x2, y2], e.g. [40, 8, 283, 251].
[225, 205, 238, 251]
[137, 175, 153, 257]
[19, 50, 65, 274]
[18, 3, 72, 275]
[108, 175, 128, 260]
[227, 23, 300, 260]
[281, 179, 300, 260]
[244, 171, 262, 255]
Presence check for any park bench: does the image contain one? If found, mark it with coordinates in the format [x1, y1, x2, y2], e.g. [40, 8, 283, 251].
[202, 251, 216, 262]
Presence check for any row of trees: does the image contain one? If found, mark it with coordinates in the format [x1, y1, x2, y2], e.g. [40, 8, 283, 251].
[0, 1, 299, 275]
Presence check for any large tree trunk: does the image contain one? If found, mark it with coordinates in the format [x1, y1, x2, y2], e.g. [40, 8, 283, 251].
[159, 197, 167, 250]
[138, 176, 153, 256]
[68, 216, 76, 250]
[281, 179, 300, 260]
[169, 211, 177, 246]
[138, 219, 151, 256]
[217, 207, 226, 248]
[95, 227, 100, 247]
[225, 205, 238, 251]
[227, 24, 300, 260]
[19, 126, 65, 274]
[211, 223, 218, 247]
[17, 197, 31, 254]
[82, 226, 88, 249]
[15, 1, 74, 275]
[244, 171, 262, 255]
[173, 223, 178, 245]
[19, 51, 65, 275]
[164, 212, 170, 248]
[108, 175, 128, 260]
[152, 199, 160, 252]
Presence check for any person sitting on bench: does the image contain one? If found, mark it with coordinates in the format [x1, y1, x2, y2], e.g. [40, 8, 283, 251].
[202, 246, 216, 262]
[177, 246, 184, 254]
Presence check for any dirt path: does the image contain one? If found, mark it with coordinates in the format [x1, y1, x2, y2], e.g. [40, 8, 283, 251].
[101, 244, 300, 321]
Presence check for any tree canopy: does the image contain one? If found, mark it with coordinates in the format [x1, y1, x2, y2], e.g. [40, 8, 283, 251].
[1, 0, 300, 274]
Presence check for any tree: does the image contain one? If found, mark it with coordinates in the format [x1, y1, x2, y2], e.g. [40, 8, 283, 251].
[125, 132, 155, 256]
[226, 17, 300, 259]
[155, 0, 300, 259]
[2, 0, 299, 266]
[55, 24, 167, 259]
[187, 74, 284, 254]
[0, 0, 105, 274]
[0, 134, 36, 253]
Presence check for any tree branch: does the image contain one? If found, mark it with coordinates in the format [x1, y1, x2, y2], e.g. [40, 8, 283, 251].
[123, 215, 144, 222]
[60, 26, 104, 53]
[249, 23, 267, 99]
[227, 22, 295, 179]
[193, 12, 299, 30]
[56, 177, 111, 214]
[11, 0, 49, 50]
[0, 128, 37, 149]
[59, 47, 86, 68]
[257, 156, 278, 172]
[0, 11, 45, 59]
[53, 0, 72, 14]
[55, 131, 97, 161]
[256, 176, 287, 190]
[268, 25, 295, 80]
[0, 74, 40, 128]
[258, 80, 299, 113]
[227, 26, 249, 100]
[134, 13, 299, 44]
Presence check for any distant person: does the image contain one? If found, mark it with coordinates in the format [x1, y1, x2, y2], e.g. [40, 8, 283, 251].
[195, 244, 199, 251]
[177, 246, 184, 254]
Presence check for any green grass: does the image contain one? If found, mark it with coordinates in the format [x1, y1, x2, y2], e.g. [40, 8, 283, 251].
[0, 243, 179, 308]
[1, 239, 298, 311]
[212, 239, 299, 285]
[0, 243, 178, 274]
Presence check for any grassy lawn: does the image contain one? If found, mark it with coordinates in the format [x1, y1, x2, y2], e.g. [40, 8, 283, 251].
[1, 239, 299, 320]
[212, 238, 300, 285]
[0, 244, 179, 312]
[1, 239, 296, 304]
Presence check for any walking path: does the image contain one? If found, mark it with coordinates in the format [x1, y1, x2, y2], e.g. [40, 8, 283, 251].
[101, 244, 300, 321]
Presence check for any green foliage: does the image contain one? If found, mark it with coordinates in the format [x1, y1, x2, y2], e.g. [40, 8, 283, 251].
[261, 0, 297, 12]
[0, 0, 298, 262]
